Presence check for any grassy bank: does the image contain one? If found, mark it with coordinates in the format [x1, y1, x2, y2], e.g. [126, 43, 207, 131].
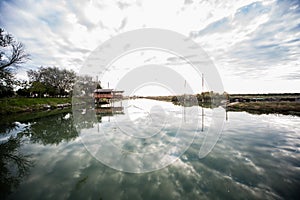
[143, 96, 174, 102]
[226, 102, 300, 116]
[0, 97, 71, 114]
[144, 94, 300, 116]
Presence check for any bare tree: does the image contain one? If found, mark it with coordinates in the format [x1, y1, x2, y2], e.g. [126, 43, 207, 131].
[0, 28, 30, 97]
[0, 28, 30, 70]
[0, 43, 29, 70]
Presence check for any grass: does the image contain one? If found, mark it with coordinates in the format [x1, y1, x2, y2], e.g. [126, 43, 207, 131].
[0, 97, 71, 114]
[227, 102, 300, 116]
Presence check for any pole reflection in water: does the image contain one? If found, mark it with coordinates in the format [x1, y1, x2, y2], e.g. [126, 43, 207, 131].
[202, 106, 204, 132]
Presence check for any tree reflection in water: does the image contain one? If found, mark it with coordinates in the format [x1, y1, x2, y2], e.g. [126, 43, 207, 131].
[0, 136, 32, 199]
[0, 110, 80, 198]
[22, 111, 78, 145]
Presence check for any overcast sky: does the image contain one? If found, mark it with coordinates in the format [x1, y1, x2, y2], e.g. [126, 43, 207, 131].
[0, 0, 299, 94]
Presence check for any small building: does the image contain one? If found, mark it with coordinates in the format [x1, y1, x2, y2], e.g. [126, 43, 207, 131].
[94, 89, 124, 104]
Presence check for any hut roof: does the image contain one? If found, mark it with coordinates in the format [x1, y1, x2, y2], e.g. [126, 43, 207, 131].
[94, 89, 113, 93]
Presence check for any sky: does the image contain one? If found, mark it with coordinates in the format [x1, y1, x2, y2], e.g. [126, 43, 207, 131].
[0, 0, 299, 94]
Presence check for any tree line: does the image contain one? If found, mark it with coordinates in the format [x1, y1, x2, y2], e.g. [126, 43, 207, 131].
[0, 28, 76, 98]
[18, 67, 76, 97]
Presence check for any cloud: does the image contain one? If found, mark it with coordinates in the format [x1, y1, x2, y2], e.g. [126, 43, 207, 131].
[229, 1, 300, 64]
[117, 1, 131, 10]
[0, 0, 129, 73]
[184, 0, 193, 5]
[189, 0, 300, 85]
[280, 69, 300, 80]
[0, 0, 299, 92]
[116, 17, 127, 31]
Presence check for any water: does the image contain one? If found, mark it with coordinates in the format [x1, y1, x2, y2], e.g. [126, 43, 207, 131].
[1, 99, 300, 199]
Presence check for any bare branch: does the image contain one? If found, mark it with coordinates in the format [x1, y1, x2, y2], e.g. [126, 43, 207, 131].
[0, 42, 30, 70]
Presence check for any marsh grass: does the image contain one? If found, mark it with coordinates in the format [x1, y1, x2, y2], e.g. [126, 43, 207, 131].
[227, 102, 300, 116]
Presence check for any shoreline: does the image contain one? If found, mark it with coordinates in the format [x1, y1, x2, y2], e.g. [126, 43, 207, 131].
[226, 101, 300, 116]
[1, 94, 300, 117]
[142, 94, 300, 116]
[0, 97, 72, 114]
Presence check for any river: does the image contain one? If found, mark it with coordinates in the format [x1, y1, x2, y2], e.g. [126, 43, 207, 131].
[1, 99, 299, 199]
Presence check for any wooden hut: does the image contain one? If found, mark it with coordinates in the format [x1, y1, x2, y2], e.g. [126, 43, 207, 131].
[94, 89, 124, 104]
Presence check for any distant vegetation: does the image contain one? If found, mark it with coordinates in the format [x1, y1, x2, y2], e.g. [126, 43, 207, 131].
[228, 93, 300, 102]
[227, 102, 300, 116]
[144, 91, 228, 107]
[226, 93, 300, 115]
[144, 92, 300, 116]
[21, 66, 76, 97]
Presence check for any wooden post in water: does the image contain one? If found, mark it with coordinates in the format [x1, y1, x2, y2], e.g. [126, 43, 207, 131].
[226, 110, 228, 121]
[201, 73, 204, 131]
[202, 107, 204, 132]
[202, 73, 204, 102]
[184, 80, 186, 123]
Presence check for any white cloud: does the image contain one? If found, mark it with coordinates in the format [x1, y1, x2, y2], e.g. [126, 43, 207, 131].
[189, 0, 300, 93]
[0, 0, 299, 93]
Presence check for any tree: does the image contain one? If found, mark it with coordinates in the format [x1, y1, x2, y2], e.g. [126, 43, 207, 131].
[0, 70, 14, 97]
[29, 81, 47, 97]
[0, 28, 29, 70]
[0, 28, 29, 97]
[73, 75, 98, 97]
[15, 80, 30, 97]
[27, 66, 76, 97]
[96, 82, 102, 89]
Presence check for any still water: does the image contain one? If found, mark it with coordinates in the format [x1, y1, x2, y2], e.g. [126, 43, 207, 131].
[1, 99, 300, 199]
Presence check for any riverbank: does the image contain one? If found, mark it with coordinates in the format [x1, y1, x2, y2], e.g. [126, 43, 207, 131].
[0, 97, 71, 114]
[1, 94, 300, 116]
[226, 101, 300, 116]
[143, 93, 300, 116]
